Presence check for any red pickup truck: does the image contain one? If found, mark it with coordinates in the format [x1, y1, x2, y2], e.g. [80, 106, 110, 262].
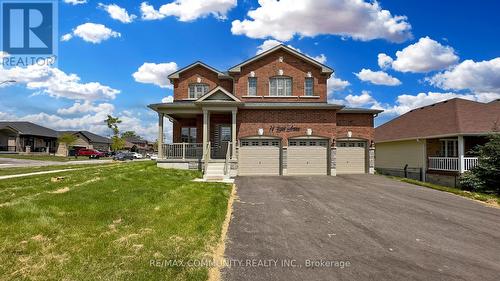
[76, 148, 105, 159]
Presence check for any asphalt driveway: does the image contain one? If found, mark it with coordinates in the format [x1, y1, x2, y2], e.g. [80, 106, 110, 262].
[222, 175, 500, 281]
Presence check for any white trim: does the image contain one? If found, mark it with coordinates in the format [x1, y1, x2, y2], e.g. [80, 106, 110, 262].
[168, 61, 229, 79]
[247, 77, 257, 97]
[375, 132, 496, 143]
[299, 96, 320, 98]
[196, 86, 241, 102]
[228, 45, 334, 74]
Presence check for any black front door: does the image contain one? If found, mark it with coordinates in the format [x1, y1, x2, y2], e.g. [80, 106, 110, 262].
[212, 124, 231, 159]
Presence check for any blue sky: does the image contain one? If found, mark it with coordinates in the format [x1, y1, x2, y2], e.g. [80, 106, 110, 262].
[1, 0, 499, 140]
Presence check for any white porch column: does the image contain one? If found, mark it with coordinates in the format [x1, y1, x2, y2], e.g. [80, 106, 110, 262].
[203, 109, 210, 160]
[231, 109, 237, 159]
[458, 135, 465, 173]
[158, 113, 164, 159]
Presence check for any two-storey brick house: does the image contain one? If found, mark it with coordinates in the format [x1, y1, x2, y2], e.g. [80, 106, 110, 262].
[149, 45, 382, 179]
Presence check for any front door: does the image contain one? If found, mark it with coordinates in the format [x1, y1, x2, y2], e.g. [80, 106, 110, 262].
[212, 124, 231, 159]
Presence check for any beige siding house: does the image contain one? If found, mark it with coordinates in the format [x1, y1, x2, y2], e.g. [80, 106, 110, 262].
[375, 98, 500, 187]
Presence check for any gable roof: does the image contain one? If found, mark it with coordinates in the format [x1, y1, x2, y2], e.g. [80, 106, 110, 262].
[195, 86, 241, 103]
[0, 121, 59, 138]
[124, 136, 148, 144]
[375, 98, 500, 143]
[168, 61, 231, 80]
[61, 131, 111, 144]
[228, 44, 334, 74]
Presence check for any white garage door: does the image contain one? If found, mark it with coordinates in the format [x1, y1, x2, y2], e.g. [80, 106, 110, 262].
[336, 141, 366, 174]
[238, 139, 280, 176]
[287, 139, 328, 175]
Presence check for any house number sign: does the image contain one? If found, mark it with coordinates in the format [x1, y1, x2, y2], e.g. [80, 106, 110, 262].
[269, 125, 301, 133]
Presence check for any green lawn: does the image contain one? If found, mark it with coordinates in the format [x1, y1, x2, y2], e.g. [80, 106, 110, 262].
[0, 154, 100, 162]
[0, 162, 231, 280]
[387, 176, 500, 206]
[0, 164, 113, 177]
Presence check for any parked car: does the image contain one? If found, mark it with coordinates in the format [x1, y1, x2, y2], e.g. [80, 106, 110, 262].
[131, 152, 143, 159]
[104, 151, 115, 157]
[113, 152, 134, 161]
[150, 153, 158, 160]
[76, 148, 105, 159]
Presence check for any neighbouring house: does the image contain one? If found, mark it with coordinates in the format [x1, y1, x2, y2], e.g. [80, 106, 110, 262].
[375, 98, 500, 187]
[0, 121, 58, 153]
[148, 44, 382, 179]
[56, 131, 112, 156]
[123, 136, 152, 154]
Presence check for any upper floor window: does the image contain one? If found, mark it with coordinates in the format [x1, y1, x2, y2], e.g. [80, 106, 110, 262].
[181, 127, 197, 143]
[188, 83, 209, 99]
[248, 77, 257, 96]
[269, 76, 292, 96]
[305, 77, 314, 96]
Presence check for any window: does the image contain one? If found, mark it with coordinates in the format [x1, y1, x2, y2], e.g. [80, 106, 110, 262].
[305, 77, 314, 96]
[181, 127, 197, 143]
[248, 77, 257, 96]
[188, 84, 209, 99]
[439, 139, 458, 157]
[269, 77, 292, 96]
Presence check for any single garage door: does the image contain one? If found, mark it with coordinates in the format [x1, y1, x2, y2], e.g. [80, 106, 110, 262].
[287, 139, 328, 175]
[336, 141, 366, 174]
[238, 139, 281, 176]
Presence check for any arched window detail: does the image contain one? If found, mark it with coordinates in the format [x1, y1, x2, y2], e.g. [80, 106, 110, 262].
[188, 83, 209, 99]
[269, 76, 292, 96]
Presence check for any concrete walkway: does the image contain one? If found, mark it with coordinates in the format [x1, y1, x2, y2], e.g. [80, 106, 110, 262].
[0, 169, 78, 180]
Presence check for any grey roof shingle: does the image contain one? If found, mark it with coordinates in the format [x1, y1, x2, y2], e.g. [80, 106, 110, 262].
[0, 121, 59, 138]
[60, 131, 112, 144]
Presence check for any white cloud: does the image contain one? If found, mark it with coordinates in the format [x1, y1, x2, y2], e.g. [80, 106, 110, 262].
[232, 0, 412, 42]
[140, 2, 166, 20]
[161, 96, 174, 103]
[64, 0, 87, 5]
[428, 58, 500, 94]
[355, 69, 401, 86]
[60, 33, 73, 42]
[132, 62, 178, 89]
[140, 0, 237, 22]
[98, 3, 137, 23]
[63, 23, 121, 44]
[327, 74, 350, 93]
[256, 39, 327, 64]
[386, 37, 459, 73]
[0, 65, 120, 100]
[383, 92, 500, 116]
[377, 53, 393, 69]
[57, 101, 114, 115]
[0, 51, 9, 59]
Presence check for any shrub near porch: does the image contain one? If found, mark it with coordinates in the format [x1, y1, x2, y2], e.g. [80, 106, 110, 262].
[0, 162, 231, 280]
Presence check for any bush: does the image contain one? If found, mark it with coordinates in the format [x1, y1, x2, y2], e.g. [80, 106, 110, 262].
[459, 134, 500, 194]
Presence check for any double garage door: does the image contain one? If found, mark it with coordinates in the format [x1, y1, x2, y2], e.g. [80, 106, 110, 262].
[238, 139, 366, 176]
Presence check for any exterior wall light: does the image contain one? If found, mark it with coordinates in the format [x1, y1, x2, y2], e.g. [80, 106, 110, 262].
[306, 128, 312, 136]
[197, 77, 202, 83]
[278, 69, 284, 76]
[258, 128, 264, 136]
[307, 72, 312, 78]
[279, 56, 284, 62]
[250, 71, 255, 77]
[347, 131, 352, 138]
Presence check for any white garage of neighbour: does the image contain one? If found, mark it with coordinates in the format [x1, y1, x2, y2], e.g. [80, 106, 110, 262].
[238, 139, 281, 176]
[287, 139, 330, 175]
[336, 141, 367, 174]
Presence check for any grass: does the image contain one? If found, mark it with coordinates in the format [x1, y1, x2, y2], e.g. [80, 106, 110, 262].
[387, 176, 500, 206]
[0, 161, 231, 280]
[0, 164, 117, 177]
[0, 154, 102, 162]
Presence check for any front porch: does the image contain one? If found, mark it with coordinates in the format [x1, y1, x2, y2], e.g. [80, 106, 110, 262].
[426, 135, 484, 173]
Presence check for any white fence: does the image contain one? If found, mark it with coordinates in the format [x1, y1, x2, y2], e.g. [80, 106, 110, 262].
[428, 157, 479, 172]
[163, 143, 203, 159]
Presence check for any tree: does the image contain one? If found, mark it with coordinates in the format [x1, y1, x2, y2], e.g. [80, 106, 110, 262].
[111, 136, 125, 151]
[105, 115, 121, 136]
[459, 134, 500, 194]
[122, 131, 139, 138]
[58, 133, 77, 157]
[105, 115, 124, 151]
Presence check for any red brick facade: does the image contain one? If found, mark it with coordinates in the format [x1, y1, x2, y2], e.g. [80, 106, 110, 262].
[172, 65, 232, 101]
[230, 49, 328, 102]
[169, 47, 376, 145]
[172, 110, 375, 144]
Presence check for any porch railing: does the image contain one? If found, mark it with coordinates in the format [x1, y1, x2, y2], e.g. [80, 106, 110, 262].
[162, 143, 203, 159]
[428, 157, 479, 172]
